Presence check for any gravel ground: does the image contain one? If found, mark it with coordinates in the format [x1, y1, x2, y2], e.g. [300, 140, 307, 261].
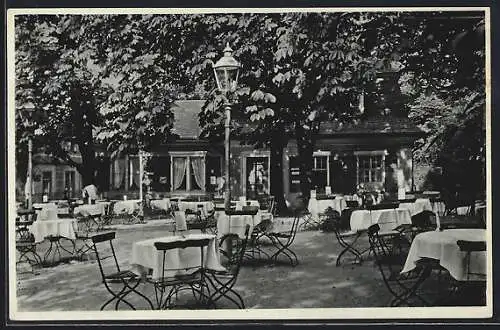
[14, 217, 478, 311]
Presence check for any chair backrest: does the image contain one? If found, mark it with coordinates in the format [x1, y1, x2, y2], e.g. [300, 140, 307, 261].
[154, 238, 210, 279]
[154, 238, 210, 251]
[457, 240, 486, 252]
[398, 198, 417, 203]
[367, 203, 400, 211]
[91, 231, 121, 280]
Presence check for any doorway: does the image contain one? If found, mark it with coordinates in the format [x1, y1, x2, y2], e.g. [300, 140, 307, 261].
[245, 156, 270, 200]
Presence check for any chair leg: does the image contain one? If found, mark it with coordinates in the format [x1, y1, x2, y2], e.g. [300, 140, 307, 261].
[114, 279, 153, 310]
[123, 279, 154, 310]
[208, 276, 244, 309]
[270, 238, 298, 266]
[101, 284, 129, 311]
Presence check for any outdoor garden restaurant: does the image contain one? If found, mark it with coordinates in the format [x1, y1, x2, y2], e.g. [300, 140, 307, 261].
[15, 188, 487, 310]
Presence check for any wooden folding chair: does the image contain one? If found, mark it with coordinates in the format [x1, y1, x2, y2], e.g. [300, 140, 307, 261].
[16, 213, 42, 272]
[92, 232, 153, 310]
[367, 224, 432, 306]
[148, 238, 211, 309]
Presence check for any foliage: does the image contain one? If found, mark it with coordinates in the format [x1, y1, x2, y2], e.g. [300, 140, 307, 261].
[15, 11, 486, 203]
[190, 13, 396, 201]
[399, 12, 486, 200]
[15, 15, 104, 185]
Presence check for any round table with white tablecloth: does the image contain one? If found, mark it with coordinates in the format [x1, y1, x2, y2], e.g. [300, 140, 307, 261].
[217, 211, 263, 239]
[150, 198, 171, 213]
[130, 233, 225, 280]
[401, 228, 487, 281]
[112, 199, 142, 215]
[398, 198, 433, 216]
[308, 197, 347, 220]
[30, 218, 77, 243]
[350, 208, 412, 232]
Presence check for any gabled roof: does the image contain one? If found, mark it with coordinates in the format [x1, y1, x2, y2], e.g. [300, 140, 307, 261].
[169, 100, 423, 139]
[170, 100, 206, 139]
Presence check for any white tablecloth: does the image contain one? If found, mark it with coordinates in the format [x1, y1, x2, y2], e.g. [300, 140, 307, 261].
[401, 229, 487, 281]
[130, 233, 225, 279]
[399, 198, 433, 216]
[308, 197, 347, 220]
[178, 201, 214, 215]
[350, 208, 412, 232]
[217, 212, 263, 239]
[113, 199, 142, 215]
[73, 203, 107, 217]
[30, 218, 77, 243]
[150, 199, 171, 212]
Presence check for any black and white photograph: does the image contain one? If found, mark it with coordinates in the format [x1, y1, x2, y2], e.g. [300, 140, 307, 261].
[7, 7, 491, 321]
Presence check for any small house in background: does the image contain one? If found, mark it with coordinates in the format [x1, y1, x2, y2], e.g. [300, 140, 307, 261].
[25, 70, 425, 204]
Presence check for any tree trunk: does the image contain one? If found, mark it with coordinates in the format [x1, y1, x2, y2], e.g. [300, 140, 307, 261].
[295, 121, 314, 207]
[70, 86, 97, 188]
[269, 125, 288, 215]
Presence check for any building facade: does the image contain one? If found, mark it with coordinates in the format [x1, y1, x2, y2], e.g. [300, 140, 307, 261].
[28, 99, 424, 203]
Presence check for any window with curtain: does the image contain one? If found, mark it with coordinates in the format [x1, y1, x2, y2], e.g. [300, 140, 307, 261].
[171, 154, 206, 192]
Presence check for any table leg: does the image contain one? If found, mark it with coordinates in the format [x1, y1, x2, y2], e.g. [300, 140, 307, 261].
[42, 236, 76, 266]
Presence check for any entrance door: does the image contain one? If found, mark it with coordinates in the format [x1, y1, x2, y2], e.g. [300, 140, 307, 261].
[245, 156, 269, 200]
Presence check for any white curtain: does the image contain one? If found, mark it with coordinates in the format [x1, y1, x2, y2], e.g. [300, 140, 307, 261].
[191, 157, 205, 190]
[172, 157, 187, 190]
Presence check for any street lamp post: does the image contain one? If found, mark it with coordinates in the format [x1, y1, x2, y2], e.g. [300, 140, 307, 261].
[26, 137, 33, 209]
[211, 43, 240, 211]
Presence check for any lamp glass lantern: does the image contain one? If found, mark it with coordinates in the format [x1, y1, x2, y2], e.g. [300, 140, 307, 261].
[212, 43, 240, 95]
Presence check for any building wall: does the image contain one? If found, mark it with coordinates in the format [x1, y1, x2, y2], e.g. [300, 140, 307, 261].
[228, 137, 416, 204]
[32, 164, 82, 201]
